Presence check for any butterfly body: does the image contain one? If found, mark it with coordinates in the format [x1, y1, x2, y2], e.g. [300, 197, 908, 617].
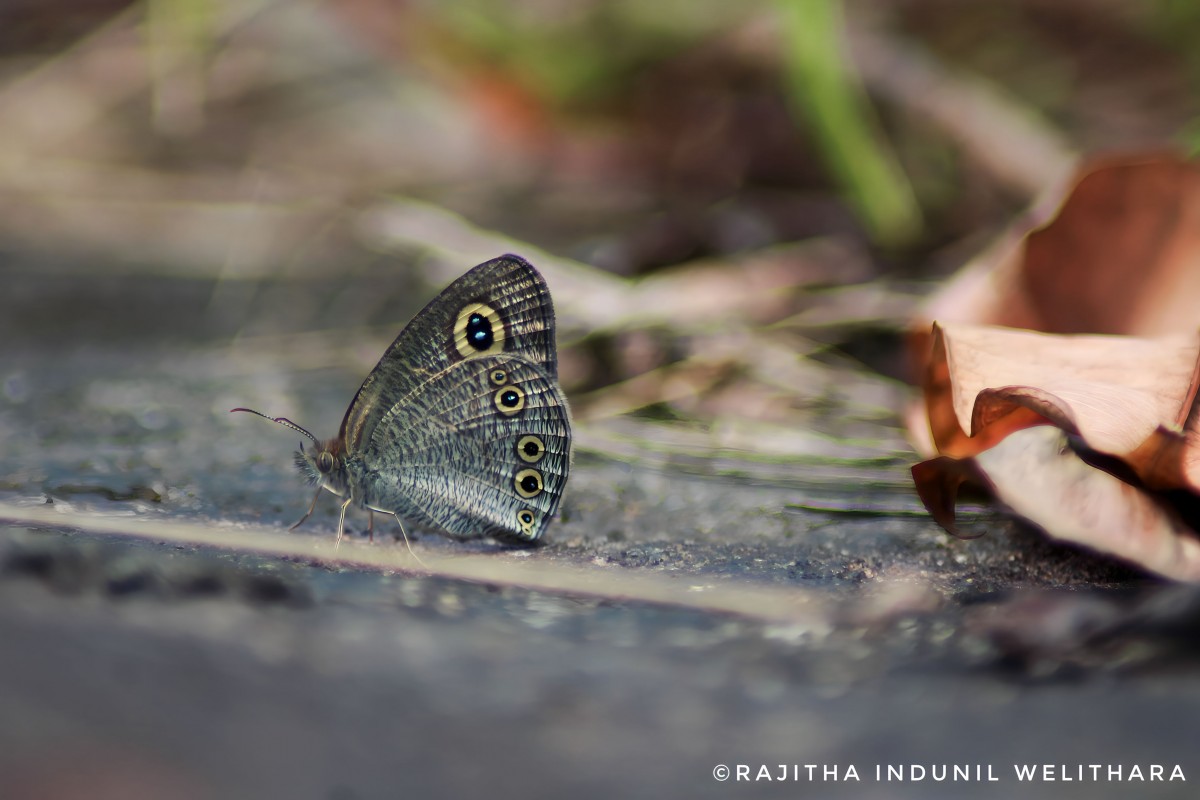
[240, 255, 571, 545]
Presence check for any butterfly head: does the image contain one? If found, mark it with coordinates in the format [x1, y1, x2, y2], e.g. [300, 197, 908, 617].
[294, 437, 350, 496]
[231, 407, 350, 497]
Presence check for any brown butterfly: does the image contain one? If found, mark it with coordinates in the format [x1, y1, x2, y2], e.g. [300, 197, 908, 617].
[234, 255, 571, 546]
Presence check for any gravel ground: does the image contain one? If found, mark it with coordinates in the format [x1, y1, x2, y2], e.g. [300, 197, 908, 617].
[1, 268, 1197, 800]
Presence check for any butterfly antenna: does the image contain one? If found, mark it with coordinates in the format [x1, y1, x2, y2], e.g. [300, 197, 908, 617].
[230, 407, 319, 444]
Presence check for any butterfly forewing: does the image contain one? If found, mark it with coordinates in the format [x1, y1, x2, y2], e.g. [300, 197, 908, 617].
[341, 255, 558, 456]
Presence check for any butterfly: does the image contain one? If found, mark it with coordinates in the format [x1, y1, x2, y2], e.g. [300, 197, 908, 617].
[234, 254, 572, 546]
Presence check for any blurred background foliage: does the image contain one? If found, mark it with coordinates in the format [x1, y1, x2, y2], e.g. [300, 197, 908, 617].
[3, 0, 1194, 256]
[3, 0, 1196, 267]
[0, 0, 1197, 458]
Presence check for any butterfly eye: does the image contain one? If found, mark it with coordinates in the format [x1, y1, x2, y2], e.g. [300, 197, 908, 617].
[516, 434, 545, 463]
[453, 303, 506, 359]
[493, 385, 526, 416]
[317, 452, 335, 473]
[517, 508, 537, 534]
[489, 369, 508, 386]
[514, 468, 544, 498]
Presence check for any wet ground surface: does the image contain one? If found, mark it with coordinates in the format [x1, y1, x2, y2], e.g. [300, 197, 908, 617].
[3, 264, 1199, 799]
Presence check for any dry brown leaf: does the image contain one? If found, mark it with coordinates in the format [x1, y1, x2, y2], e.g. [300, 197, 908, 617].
[923, 322, 1200, 461]
[974, 428, 1200, 582]
[912, 427, 1200, 581]
[915, 152, 1200, 338]
[908, 152, 1200, 580]
[909, 455, 988, 539]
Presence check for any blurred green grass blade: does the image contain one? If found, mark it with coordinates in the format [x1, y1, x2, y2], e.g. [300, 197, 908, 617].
[777, 0, 922, 246]
[145, 0, 216, 135]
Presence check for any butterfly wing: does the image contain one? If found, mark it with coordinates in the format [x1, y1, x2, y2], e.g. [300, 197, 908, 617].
[341, 254, 559, 455]
[349, 354, 571, 542]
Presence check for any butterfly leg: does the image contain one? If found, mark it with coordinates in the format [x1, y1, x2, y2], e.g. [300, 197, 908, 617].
[289, 487, 323, 531]
[390, 513, 427, 570]
[335, 495, 353, 549]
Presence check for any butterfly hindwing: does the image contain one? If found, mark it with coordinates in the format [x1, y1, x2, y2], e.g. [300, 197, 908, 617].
[347, 353, 571, 542]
